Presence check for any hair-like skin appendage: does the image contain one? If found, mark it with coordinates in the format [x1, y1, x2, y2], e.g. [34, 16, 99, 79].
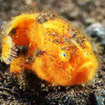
[1, 12, 98, 86]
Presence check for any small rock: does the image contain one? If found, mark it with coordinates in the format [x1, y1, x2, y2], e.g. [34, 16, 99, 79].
[85, 18, 96, 24]
[95, 89, 105, 105]
[86, 23, 105, 45]
[25, 0, 32, 5]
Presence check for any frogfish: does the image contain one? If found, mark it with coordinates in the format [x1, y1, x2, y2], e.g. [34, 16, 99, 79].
[1, 11, 98, 86]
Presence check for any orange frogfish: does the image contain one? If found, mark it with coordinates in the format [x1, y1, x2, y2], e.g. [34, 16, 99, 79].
[1, 12, 98, 86]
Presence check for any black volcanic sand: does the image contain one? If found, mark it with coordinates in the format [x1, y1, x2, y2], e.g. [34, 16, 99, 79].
[0, 61, 104, 105]
[0, 0, 105, 105]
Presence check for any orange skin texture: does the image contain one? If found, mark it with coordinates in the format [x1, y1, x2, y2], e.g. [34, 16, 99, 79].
[1, 12, 98, 86]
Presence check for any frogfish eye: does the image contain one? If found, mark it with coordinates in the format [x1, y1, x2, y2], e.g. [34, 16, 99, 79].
[62, 52, 66, 57]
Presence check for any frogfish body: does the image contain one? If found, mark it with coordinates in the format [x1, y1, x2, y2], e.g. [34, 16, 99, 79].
[1, 12, 98, 86]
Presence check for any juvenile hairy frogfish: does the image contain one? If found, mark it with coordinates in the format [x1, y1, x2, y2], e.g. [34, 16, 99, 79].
[1, 12, 98, 86]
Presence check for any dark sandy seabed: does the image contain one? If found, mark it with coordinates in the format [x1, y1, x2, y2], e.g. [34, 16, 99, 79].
[0, 0, 105, 105]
